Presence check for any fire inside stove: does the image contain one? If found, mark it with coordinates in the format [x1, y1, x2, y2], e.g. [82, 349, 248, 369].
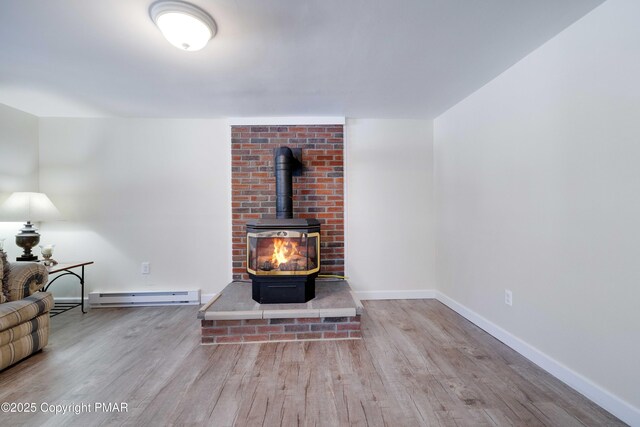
[247, 231, 320, 275]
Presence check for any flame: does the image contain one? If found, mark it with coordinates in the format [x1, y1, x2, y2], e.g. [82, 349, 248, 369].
[271, 238, 299, 268]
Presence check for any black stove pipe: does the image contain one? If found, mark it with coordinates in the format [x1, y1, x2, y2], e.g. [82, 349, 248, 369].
[274, 147, 301, 219]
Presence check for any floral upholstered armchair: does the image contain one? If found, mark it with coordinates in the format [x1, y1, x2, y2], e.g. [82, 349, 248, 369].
[0, 250, 52, 370]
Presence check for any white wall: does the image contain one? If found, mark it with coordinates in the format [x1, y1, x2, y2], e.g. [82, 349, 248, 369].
[346, 119, 435, 297]
[35, 117, 435, 300]
[0, 104, 39, 255]
[434, 0, 640, 420]
[38, 118, 232, 297]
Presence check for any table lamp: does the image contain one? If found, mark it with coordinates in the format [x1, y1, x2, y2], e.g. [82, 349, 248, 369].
[0, 192, 61, 261]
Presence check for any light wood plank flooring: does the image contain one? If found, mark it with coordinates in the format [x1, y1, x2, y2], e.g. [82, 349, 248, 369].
[0, 300, 625, 426]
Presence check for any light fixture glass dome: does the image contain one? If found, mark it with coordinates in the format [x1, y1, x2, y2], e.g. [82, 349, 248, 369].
[150, 1, 217, 52]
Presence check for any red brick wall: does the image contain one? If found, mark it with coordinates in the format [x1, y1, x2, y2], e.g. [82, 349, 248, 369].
[201, 316, 361, 344]
[231, 125, 344, 280]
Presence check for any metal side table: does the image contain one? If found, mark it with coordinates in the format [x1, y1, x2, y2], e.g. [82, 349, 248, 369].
[43, 261, 94, 316]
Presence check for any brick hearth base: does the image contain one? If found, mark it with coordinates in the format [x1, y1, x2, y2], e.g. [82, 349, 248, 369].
[198, 280, 363, 345]
[201, 316, 361, 344]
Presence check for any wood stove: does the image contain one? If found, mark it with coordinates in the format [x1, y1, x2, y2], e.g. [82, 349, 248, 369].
[247, 218, 320, 303]
[246, 147, 321, 304]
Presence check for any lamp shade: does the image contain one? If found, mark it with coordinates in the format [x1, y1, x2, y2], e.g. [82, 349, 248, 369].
[0, 192, 61, 222]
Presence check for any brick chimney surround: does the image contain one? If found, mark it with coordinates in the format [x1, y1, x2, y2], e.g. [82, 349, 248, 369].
[198, 124, 358, 346]
[231, 125, 345, 281]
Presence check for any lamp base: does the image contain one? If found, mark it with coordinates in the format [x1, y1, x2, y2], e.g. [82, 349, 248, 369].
[15, 221, 40, 262]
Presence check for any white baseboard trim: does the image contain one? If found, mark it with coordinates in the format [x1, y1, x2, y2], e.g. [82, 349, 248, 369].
[89, 290, 200, 307]
[434, 291, 639, 427]
[54, 295, 206, 306]
[355, 289, 436, 300]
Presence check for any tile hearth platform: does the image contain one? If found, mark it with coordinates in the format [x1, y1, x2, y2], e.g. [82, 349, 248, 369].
[199, 280, 363, 344]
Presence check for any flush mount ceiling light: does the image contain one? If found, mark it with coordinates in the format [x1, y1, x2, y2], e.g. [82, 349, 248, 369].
[149, 0, 217, 51]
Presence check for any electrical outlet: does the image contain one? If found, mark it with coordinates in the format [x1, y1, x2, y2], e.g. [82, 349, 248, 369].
[505, 289, 513, 306]
[141, 262, 150, 275]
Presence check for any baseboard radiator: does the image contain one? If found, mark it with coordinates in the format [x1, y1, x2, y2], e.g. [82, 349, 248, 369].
[88, 290, 201, 308]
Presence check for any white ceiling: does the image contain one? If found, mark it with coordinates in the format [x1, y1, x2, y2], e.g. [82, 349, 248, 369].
[0, 0, 604, 119]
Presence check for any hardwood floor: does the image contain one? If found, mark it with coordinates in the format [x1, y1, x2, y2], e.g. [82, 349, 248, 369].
[0, 300, 625, 426]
